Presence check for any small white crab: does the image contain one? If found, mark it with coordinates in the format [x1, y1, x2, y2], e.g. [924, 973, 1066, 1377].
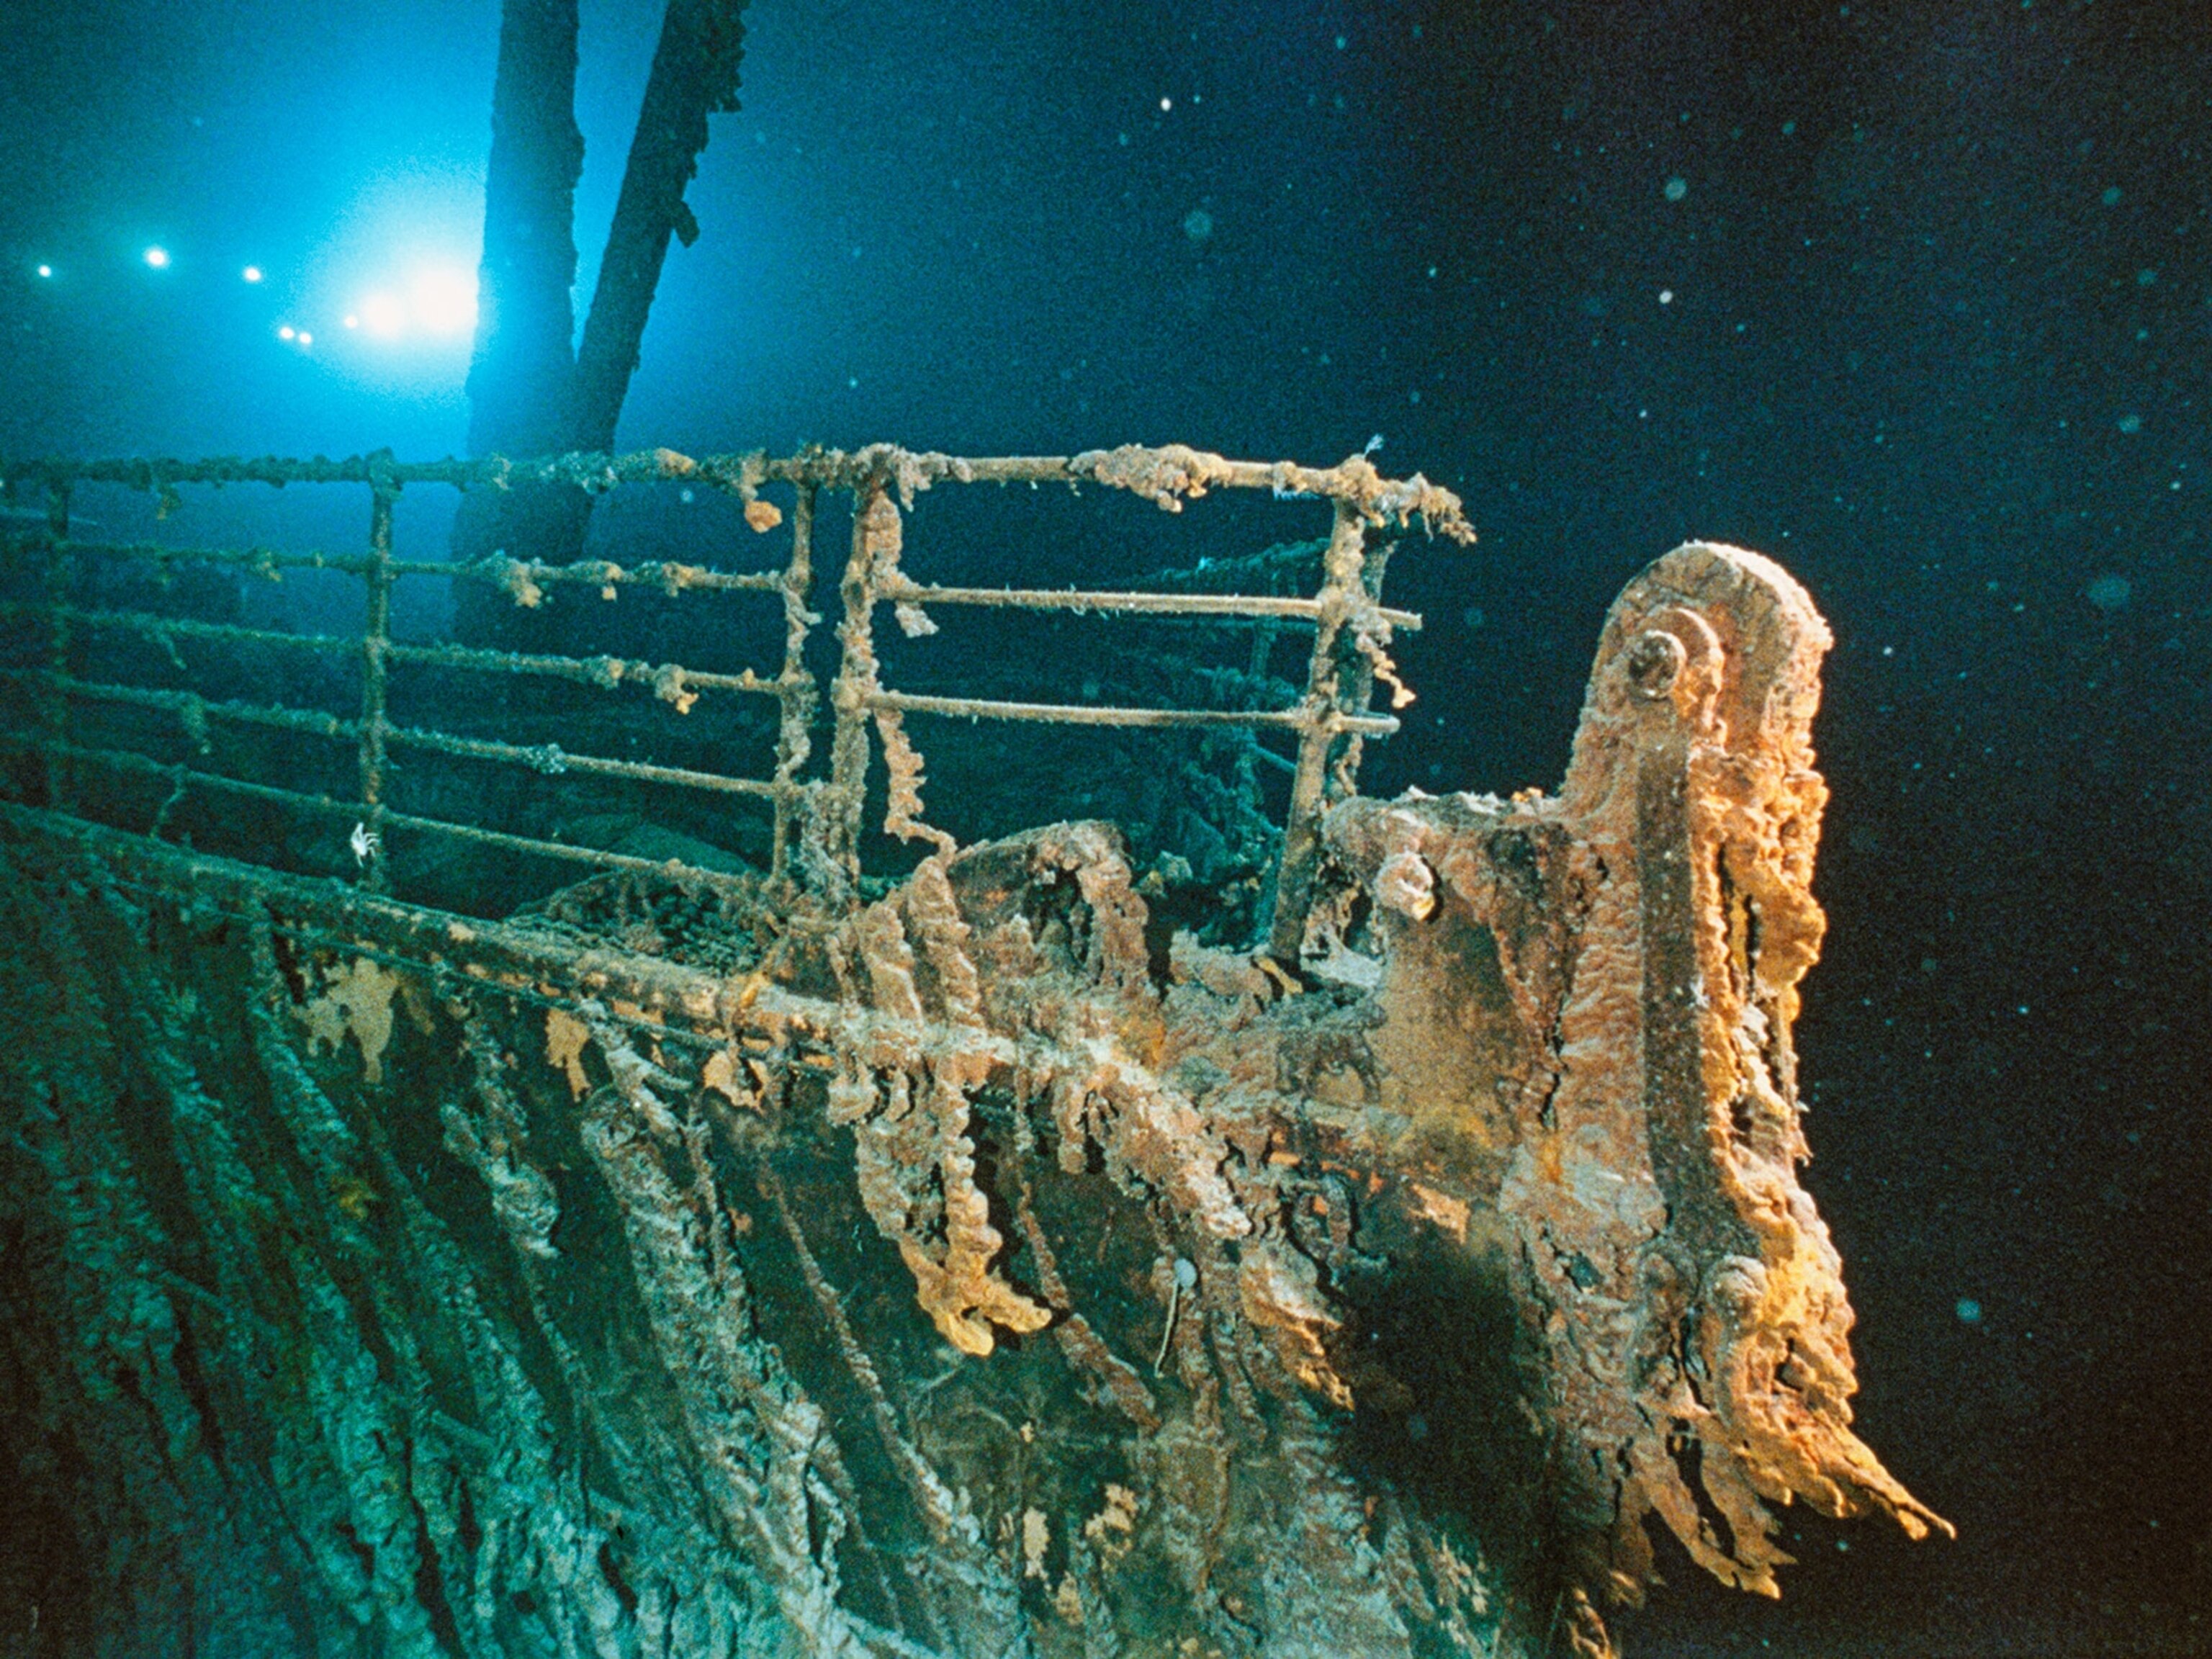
[349, 821, 382, 868]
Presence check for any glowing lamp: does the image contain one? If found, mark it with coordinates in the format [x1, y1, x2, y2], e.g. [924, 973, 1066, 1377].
[409, 266, 477, 336]
[359, 292, 405, 338]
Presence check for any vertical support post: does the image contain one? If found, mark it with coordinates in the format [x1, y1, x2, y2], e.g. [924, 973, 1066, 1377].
[1326, 532, 1394, 807]
[825, 480, 894, 881]
[41, 479, 71, 810]
[359, 452, 399, 891]
[769, 481, 818, 881]
[1267, 498, 1365, 963]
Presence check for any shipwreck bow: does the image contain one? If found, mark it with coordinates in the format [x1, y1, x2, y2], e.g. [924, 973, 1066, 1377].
[1329, 542, 1950, 1644]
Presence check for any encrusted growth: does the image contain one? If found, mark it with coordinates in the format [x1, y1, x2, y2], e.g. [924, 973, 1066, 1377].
[1326, 543, 1948, 1651]
[1514, 543, 1952, 1602]
[0, 435, 1942, 1658]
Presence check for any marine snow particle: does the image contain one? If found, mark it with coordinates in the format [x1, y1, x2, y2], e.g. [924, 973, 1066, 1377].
[2101, 185, 2122, 206]
[1183, 207, 1214, 242]
[1663, 176, 1689, 202]
[2116, 413, 2142, 435]
[1954, 1298, 1982, 1325]
[2085, 572, 2131, 613]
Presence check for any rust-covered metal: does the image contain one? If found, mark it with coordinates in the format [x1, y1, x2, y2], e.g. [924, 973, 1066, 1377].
[0, 436, 1942, 1657]
[1325, 541, 1951, 1649]
[0, 441, 1461, 894]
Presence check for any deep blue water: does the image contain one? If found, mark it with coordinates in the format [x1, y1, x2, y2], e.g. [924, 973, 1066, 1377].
[1, 1, 2206, 1652]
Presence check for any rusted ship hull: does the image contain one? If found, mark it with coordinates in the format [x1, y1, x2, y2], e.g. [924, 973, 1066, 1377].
[0, 443, 1941, 1655]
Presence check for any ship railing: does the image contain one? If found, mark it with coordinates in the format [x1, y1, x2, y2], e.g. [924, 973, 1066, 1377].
[0, 443, 1470, 955]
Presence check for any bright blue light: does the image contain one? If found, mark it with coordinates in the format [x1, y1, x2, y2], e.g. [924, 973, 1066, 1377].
[408, 266, 477, 335]
[359, 291, 405, 338]
[349, 265, 477, 343]
[143, 246, 171, 269]
[304, 166, 485, 403]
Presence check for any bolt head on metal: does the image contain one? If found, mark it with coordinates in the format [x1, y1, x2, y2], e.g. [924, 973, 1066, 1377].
[1625, 629, 1687, 700]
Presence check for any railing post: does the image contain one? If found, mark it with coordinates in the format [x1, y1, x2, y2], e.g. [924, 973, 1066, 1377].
[770, 481, 818, 881]
[1267, 498, 1366, 963]
[826, 480, 894, 882]
[1326, 532, 1395, 808]
[358, 451, 398, 890]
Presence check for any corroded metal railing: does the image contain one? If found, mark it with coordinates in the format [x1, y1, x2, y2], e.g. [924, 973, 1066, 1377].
[0, 442, 1471, 938]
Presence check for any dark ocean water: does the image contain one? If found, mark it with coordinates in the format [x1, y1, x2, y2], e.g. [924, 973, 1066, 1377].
[0, 1, 2206, 1653]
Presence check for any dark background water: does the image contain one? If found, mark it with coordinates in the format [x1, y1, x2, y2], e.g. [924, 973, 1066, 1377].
[1, 1, 2206, 1653]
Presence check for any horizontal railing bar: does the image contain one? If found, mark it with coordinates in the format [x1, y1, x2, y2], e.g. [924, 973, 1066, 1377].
[431, 556, 785, 595]
[881, 578, 1421, 631]
[0, 599, 354, 655]
[868, 688, 1399, 736]
[0, 533, 353, 572]
[0, 669, 783, 800]
[0, 544, 1410, 632]
[0, 600, 781, 701]
[0, 534, 788, 596]
[0, 733, 763, 892]
[382, 640, 780, 698]
[0, 668, 348, 737]
[371, 806, 760, 887]
[4, 444, 1475, 541]
[381, 725, 781, 799]
[0, 731, 343, 813]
